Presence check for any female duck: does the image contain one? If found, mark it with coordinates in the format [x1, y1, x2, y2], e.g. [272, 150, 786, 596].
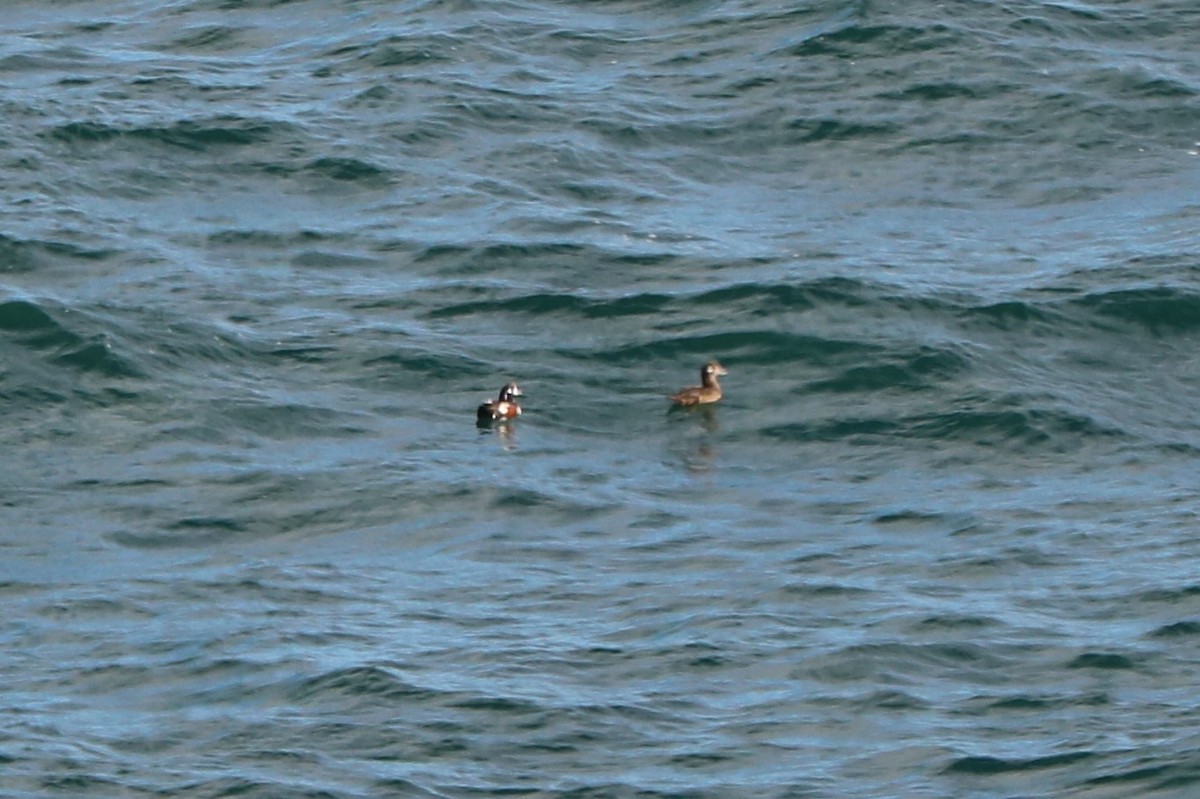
[670, 361, 728, 406]
[477, 382, 523, 422]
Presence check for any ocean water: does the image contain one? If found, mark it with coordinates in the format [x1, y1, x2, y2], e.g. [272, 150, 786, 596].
[2, 0, 1200, 796]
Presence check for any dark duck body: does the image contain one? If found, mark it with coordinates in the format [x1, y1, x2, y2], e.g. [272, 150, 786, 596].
[670, 361, 728, 406]
[477, 382, 523, 422]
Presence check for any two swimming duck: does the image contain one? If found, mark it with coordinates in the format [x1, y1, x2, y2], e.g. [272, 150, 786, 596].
[476, 360, 728, 423]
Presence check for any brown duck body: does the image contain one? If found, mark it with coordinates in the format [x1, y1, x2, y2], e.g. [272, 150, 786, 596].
[670, 361, 727, 406]
[477, 382, 523, 422]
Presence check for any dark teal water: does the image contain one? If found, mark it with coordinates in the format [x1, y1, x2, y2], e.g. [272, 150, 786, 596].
[3, 1, 1200, 797]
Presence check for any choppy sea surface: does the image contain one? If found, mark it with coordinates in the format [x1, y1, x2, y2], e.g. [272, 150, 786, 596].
[3, 1, 1200, 797]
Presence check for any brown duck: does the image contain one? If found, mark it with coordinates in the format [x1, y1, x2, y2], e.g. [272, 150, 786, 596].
[669, 361, 728, 406]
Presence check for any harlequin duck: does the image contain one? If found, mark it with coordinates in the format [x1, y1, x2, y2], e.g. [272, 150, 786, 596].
[669, 361, 727, 406]
[477, 382, 523, 423]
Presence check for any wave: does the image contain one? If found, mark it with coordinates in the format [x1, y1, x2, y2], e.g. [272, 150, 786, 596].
[1076, 287, 1200, 333]
[0, 298, 143, 380]
[762, 403, 1126, 450]
[406, 258, 1200, 343]
[44, 116, 289, 151]
[0, 233, 115, 272]
[291, 664, 438, 704]
[945, 751, 1096, 775]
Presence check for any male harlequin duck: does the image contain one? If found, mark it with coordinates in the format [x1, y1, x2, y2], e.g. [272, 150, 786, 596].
[477, 382, 523, 423]
[669, 360, 728, 406]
